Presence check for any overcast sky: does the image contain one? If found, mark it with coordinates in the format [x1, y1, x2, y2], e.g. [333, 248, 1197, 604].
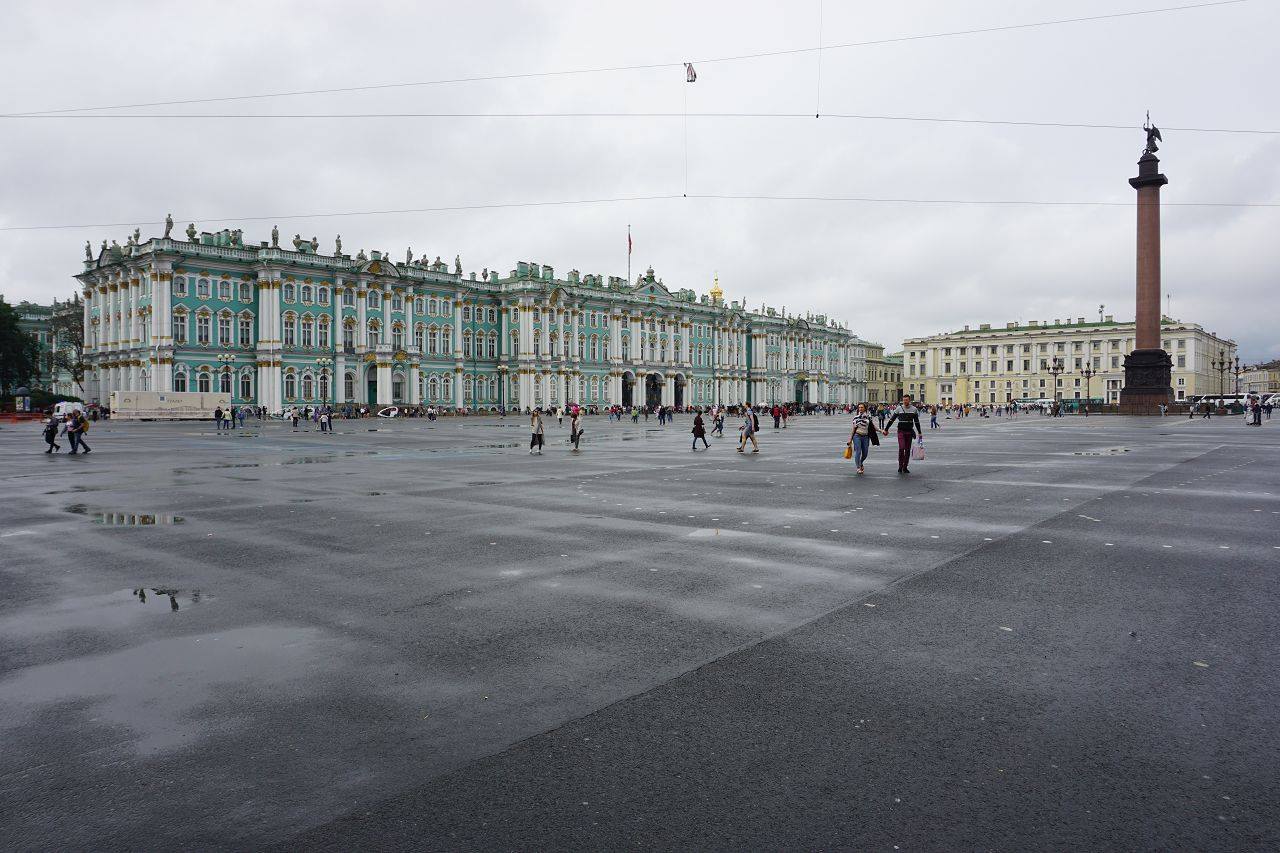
[1, 0, 1276, 360]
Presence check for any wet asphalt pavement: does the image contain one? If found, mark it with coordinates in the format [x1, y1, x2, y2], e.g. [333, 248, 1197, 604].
[1, 411, 1277, 850]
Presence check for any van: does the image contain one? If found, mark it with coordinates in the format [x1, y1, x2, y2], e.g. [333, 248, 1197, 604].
[52, 401, 85, 419]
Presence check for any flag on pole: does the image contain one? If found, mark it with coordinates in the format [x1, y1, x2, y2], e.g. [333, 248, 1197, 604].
[685, 63, 697, 83]
[628, 229, 632, 256]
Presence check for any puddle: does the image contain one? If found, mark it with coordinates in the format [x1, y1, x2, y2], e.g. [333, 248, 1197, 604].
[66, 504, 184, 525]
[1073, 447, 1130, 456]
[366, 491, 385, 496]
[280, 457, 334, 465]
[0, 588, 207, 639]
[0, 624, 326, 755]
[467, 481, 501, 487]
[473, 443, 521, 450]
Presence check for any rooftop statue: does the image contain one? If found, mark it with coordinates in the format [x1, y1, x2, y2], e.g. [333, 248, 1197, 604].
[310, 236, 318, 251]
[100, 238, 107, 254]
[407, 247, 414, 265]
[292, 234, 303, 250]
[233, 229, 244, 247]
[455, 255, 462, 275]
[335, 234, 342, 255]
[133, 227, 141, 244]
[271, 225, 279, 247]
[186, 222, 197, 242]
[357, 249, 367, 261]
[164, 213, 173, 239]
[84, 240, 92, 260]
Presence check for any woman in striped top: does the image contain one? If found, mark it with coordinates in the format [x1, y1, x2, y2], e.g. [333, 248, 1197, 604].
[846, 403, 879, 474]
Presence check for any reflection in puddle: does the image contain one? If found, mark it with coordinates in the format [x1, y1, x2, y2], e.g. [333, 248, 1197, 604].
[0, 588, 207, 639]
[0, 625, 325, 755]
[66, 504, 184, 525]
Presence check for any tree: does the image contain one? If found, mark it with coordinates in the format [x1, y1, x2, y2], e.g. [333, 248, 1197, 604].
[50, 293, 86, 393]
[0, 297, 39, 395]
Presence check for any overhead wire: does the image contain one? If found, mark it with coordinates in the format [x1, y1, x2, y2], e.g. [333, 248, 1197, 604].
[0, 0, 1248, 117]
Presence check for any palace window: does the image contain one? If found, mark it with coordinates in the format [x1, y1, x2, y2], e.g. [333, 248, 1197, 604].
[197, 278, 211, 299]
[442, 325, 452, 352]
[441, 299, 451, 315]
[218, 281, 231, 300]
[197, 371, 211, 393]
[486, 333, 497, 359]
[173, 370, 188, 392]
[197, 314, 211, 345]
[283, 316, 296, 347]
[428, 375, 440, 400]
[236, 283, 249, 302]
[344, 372, 355, 400]
[240, 372, 252, 400]
[367, 322, 378, 348]
[462, 305, 471, 322]
[488, 308, 497, 324]
[173, 312, 188, 344]
[284, 372, 296, 399]
[428, 326, 439, 355]
[320, 371, 330, 400]
[283, 283, 295, 302]
[367, 291, 380, 309]
[318, 286, 330, 306]
[415, 298, 424, 314]
[343, 289, 354, 307]
[301, 373, 314, 399]
[343, 326, 355, 350]
[173, 276, 187, 296]
[218, 314, 231, 346]
[590, 336, 599, 361]
[220, 370, 232, 394]
[392, 294, 403, 311]
[300, 285, 312, 303]
[392, 325, 404, 350]
[414, 324, 425, 351]
[429, 298, 439, 315]
[319, 319, 330, 348]
[463, 330, 473, 358]
[301, 316, 314, 348]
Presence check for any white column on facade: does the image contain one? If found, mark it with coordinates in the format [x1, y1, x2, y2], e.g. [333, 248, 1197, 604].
[571, 306, 580, 365]
[539, 301, 550, 360]
[377, 360, 393, 406]
[381, 283, 392, 346]
[519, 300, 533, 357]
[453, 368, 463, 410]
[357, 282, 368, 351]
[453, 296, 464, 357]
[630, 313, 641, 368]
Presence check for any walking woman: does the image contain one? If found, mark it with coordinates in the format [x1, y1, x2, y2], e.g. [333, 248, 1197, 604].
[569, 409, 584, 451]
[930, 406, 939, 430]
[691, 410, 709, 450]
[529, 409, 545, 455]
[845, 403, 879, 474]
[737, 409, 759, 453]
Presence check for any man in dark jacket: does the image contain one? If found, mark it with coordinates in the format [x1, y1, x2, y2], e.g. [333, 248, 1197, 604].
[883, 395, 922, 474]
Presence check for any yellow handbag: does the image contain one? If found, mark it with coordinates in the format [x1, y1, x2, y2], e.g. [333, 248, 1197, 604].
[842, 444, 853, 460]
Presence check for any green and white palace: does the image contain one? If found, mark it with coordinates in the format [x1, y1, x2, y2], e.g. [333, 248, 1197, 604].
[76, 226, 870, 412]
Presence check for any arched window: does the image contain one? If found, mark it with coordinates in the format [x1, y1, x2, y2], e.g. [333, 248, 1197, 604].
[486, 333, 497, 359]
[197, 278, 211, 299]
[283, 314, 296, 347]
[590, 335, 599, 361]
[196, 313, 211, 345]
[392, 373, 404, 401]
[621, 336, 630, 360]
[300, 285, 312, 303]
[392, 293, 403, 311]
[342, 289, 354, 307]
[442, 326, 452, 352]
[318, 286, 330, 305]
[173, 276, 187, 297]
[282, 283, 295, 302]
[488, 308, 498, 324]
[578, 335, 586, 359]
[283, 372, 296, 399]
[428, 325, 439, 356]
[240, 371, 253, 400]
[218, 280, 231, 300]
[414, 324, 424, 351]
[510, 330, 519, 355]
[489, 376, 499, 400]
[462, 330, 473, 358]
[318, 317, 330, 348]
[463, 376, 474, 403]
[173, 310, 188, 344]
[391, 324, 404, 350]
[173, 369, 187, 392]
[239, 315, 253, 347]
[428, 375, 440, 400]
[428, 297, 438, 315]
[320, 371, 330, 400]
[197, 371, 211, 393]
[367, 290, 380, 309]
[300, 315, 314, 348]
[366, 320, 379, 349]
[442, 299, 451, 315]
[415, 297, 424, 314]
[344, 372, 355, 401]
[603, 340, 609, 360]
[219, 369, 232, 393]
[301, 373, 314, 399]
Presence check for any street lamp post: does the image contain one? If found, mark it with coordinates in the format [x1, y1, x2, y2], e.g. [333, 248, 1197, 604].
[1079, 365, 1097, 412]
[1211, 350, 1231, 412]
[1048, 356, 1064, 414]
[316, 357, 333, 406]
[1231, 356, 1243, 397]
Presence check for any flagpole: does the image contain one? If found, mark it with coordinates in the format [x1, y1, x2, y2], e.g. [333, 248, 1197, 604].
[627, 223, 631, 286]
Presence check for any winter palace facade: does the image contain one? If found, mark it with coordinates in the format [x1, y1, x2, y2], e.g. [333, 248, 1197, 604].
[76, 227, 870, 412]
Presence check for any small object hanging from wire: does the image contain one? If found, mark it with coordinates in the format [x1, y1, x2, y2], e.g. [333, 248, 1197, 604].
[684, 63, 697, 83]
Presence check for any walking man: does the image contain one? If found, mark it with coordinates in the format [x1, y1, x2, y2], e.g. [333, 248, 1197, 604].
[529, 409, 545, 455]
[882, 394, 922, 474]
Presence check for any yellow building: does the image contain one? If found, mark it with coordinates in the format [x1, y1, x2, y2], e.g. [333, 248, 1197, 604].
[865, 345, 903, 403]
[1239, 360, 1280, 396]
[902, 315, 1236, 406]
